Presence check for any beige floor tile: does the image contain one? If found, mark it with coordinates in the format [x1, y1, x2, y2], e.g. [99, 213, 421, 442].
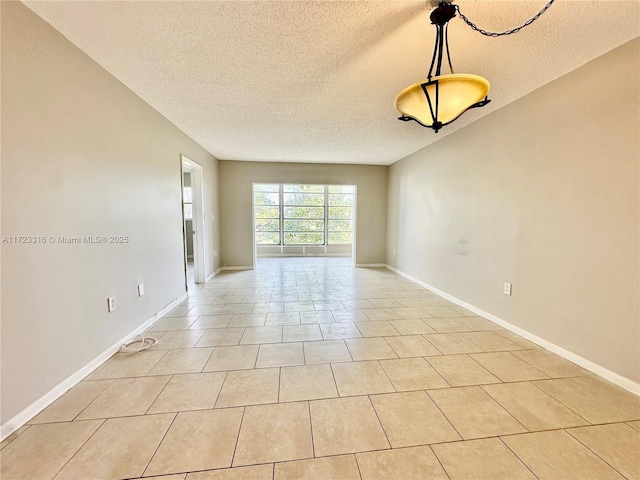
[150, 329, 206, 349]
[196, 328, 245, 347]
[189, 305, 225, 316]
[355, 320, 400, 337]
[379, 357, 448, 391]
[283, 324, 322, 342]
[432, 438, 536, 480]
[470, 352, 548, 382]
[275, 455, 360, 480]
[315, 301, 345, 311]
[423, 306, 459, 317]
[533, 376, 640, 423]
[424, 333, 484, 354]
[385, 335, 440, 358]
[331, 361, 395, 396]
[513, 349, 590, 377]
[279, 364, 338, 402]
[462, 332, 522, 352]
[256, 342, 304, 368]
[203, 345, 259, 371]
[389, 319, 436, 335]
[423, 318, 472, 333]
[240, 326, 282, 344]
[146, 475, 187, 480]
[180, 295, 215, 305]
[148, 347, 213, 375]
[300, 311, 335, 324]
[342, 299, 375, 310]
[310, 396, 390, 457]
[234, 402, 313, 466]
[427, 354, 500, 386]
[189, 315, 233, 330]
[222, 305, 256, 315]
[502, 430, 624, 480]
[331, 310, 369, 322]
[147, 316, 198, 332]
[266, 312, 301, 326]
[0, 425, 30, 451]
[227, 312, 266, 326]
[568, 424, 640, 480]
[165, 305, 196, 317]
[428, 386, 527, 439]
[396, 297, 432, 307]
[482, 382, 588, 431]
[496, 330, 541, 349]
[187, 465, 273, 480]
[147, 372, 227, 413]
[356, 446, 449, 480]
[458, 316, 503, 331]
[255, 302, 285, 314]
[91, 350, 167, 379]
[298, 293, 326, 302]
[145, 409, 244, 476]
[628, 420, 640, 431]
[285, 301, 316, 312]
[345, 338, 398, 361]
[362, 309, 401, 321]
[216, 368, 280, 408]
[303, 340, 352, 364]
[369, 298, 403, 308]
[76, 376, 171, 420]
[271, 293, 300, 303]
[390, 307, 429, 319]
[320, 322, 362, 340]
[29, 380, 112, 424]
[55, 414, 174, 480]
[370, 391, 460, 447]
[0, 420, 101, 480]
[212, 295, 245, 304]
[451, 306, 476, 316]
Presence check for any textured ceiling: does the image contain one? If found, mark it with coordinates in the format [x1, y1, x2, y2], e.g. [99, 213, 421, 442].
[23, 1, 640, 165]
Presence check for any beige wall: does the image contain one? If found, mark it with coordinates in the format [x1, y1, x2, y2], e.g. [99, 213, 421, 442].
[219, 161, 388, 266]
[387, 39, 640, 384]
[1, 2, 221, 425]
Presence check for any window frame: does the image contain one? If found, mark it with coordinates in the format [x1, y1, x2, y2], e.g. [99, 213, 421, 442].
[253, 184, 355, 246]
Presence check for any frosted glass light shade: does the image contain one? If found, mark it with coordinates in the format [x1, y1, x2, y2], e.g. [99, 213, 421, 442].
[395, 73, 490, 128]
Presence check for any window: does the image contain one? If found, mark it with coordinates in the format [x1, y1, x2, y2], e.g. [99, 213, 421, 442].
[254, 184, 280, 245]
[328, 185, 354, 244]
[283, 185, 325, 245]
[253, 184, 355, 245]
[183, 187, 193, 220]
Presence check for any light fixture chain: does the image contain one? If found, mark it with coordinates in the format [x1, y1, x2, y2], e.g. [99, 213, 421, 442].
[455, 0, 555, 37]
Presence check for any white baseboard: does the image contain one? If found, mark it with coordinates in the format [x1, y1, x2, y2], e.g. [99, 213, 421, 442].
[223, 266, 254, 271]
[385, 264, 640, 396]
[0, 292, 188, 442]
[355, 263, 387, 268]
[206, 266, 224, 281]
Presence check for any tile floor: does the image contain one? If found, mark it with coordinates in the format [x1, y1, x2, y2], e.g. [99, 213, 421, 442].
[2, 257, 639, 480]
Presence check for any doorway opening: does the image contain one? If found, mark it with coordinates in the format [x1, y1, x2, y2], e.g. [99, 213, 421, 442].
[252, 183, 356, 266]
[181, 155, 206, 285]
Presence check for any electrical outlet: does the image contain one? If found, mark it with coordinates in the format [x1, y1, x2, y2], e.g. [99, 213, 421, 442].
[503, 282, 512, 296]
[137, 283, 145, 297]
[393, 248, 396, 255]
[214, 250, 218, 257]
[107, 296, 117, 312]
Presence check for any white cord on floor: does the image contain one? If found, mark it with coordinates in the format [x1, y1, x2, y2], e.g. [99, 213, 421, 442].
[120, 334, 158, 353]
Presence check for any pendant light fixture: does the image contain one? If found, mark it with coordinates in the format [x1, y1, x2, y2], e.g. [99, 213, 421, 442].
[395, 0, 556, 132]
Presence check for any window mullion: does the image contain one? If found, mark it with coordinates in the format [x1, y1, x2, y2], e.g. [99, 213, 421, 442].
[324, 185, 329, 246]
[279, 185, 284, 246]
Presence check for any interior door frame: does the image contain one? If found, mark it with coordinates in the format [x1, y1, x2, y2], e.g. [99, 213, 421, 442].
[181, 155, 206, 284]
